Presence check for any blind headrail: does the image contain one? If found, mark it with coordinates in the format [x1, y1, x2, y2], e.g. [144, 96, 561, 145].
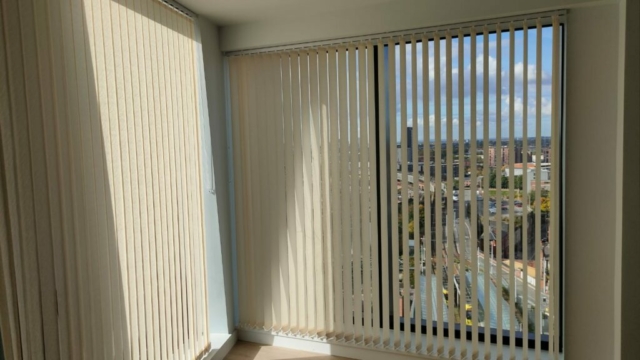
[158, 0, 197, 19]
[224, 9, 566, 56]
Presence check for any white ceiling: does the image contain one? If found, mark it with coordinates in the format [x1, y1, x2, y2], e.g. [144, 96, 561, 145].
[177, 0, 395, 26]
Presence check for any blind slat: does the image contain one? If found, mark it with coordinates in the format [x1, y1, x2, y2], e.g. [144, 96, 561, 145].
[337, 46, 354, 341]
[481, 25, 492, 360]
[259, 54, 272, 332]
[310, 50, 325, 337]
[399, 39, 410, 351]
[469, 27, 480, 359]
[301, 50, 316, 335]
[410, 37, 422, 353]
[292, 51, 307, 334]
[456, 30, 468, 359]
[347, 43, 363, 343]
[319, 49, 333, 339]
[282, 53, 299, 334]
[421, 35, 434, 356]
[266, 53, 278, 332]
[327, 47, 344, 339]
[551, 16, 561, 358]
[444, 32, 456, 358]
[495, 24, 505, 359]
[508, 23, 517, 360]
[433, 32, 445, 357]
[377, 40, 391, 348]
[534, 20, 543, 360]
[521, 19, 530, 357]
[388, 38, 401, 351]
[277, 53, 290, 334]
[359, 43, 373, 345]
[0, 10, 21, 354]
[367, 42, 381, 347]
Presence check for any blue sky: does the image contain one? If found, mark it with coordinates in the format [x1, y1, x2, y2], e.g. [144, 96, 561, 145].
[384, 27, 555, 143]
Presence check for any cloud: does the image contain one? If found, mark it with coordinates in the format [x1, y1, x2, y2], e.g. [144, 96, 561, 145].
[382, 36, 555, 139]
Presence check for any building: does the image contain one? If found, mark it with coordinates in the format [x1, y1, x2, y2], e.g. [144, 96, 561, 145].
[503, 163, 551, 193]
[488, 146, 497, 167]
[429, 162, 460, 180]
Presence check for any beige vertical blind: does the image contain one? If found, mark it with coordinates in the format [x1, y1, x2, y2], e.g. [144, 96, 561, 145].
[0, 0, 209, 359]
[230, 44, 380, 343]
[378, 16, 562, 359]
[229, 12, 562, 360]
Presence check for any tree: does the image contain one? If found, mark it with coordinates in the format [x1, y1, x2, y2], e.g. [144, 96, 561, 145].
[529, 189, 550, 204]
[540, 197, 551, 213]
[514, 175, 523, 190]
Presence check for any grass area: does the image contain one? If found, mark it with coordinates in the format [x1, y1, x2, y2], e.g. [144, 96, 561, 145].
[487, 189, 524, 200]
[488, 189, 509, 198]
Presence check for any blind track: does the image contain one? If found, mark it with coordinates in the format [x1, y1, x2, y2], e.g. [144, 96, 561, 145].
[224, 10, 566, 56]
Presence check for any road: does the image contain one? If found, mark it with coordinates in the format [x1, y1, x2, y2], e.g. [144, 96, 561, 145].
[453, 207, 541, 308]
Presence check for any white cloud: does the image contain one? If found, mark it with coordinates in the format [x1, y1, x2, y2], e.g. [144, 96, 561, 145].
[514, 62, 551, 86]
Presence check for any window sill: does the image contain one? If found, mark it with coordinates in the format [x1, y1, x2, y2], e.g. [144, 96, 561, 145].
[237, 327, 562, 360]
[202, 331, 237, 360]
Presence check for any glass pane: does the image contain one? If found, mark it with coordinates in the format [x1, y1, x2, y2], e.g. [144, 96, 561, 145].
[385, 25, 557, 342]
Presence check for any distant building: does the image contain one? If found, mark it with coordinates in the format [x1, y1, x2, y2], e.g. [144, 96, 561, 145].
[396, 127, 415, 164]
[528, 146, 552, 163]
[503, 163, 551, 193]
[489, 145, 525, 167]
[429, 162, 459, 180]
[488, 146, 497, 167]
[542, 147, 551, 163]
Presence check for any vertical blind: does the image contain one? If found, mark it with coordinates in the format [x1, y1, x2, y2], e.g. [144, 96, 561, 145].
[0, 0, 209, 359]
[230, 13, 562, 360]
[230, 44, 380, 343]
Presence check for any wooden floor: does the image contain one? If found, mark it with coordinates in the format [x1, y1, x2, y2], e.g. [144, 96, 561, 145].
[224, 341, 352, 360]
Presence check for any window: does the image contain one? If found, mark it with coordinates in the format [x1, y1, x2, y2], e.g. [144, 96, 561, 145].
[228, 12, 564, 360]
[377, 18, 563, 356]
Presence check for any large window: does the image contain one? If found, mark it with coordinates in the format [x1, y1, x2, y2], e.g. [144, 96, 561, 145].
[377, 19, 563, 356]
[228, 12, 563, 360]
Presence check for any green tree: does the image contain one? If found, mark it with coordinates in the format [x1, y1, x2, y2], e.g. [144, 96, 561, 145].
[529, 189, 549, 208]
[514, 175, 523, 190]
[489, 169, 497, 188]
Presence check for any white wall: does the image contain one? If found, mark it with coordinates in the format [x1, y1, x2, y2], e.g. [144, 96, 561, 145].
[219, 0, 615, 52]
[564, 5, 621, 359]
[211, 0, 636, 358]
[196, 17, 235, 334]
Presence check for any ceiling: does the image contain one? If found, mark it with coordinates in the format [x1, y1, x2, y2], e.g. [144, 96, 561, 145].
[177, 0, 395, 26]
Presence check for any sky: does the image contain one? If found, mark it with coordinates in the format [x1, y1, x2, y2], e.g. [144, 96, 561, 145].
[382, 27, 556, 143]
